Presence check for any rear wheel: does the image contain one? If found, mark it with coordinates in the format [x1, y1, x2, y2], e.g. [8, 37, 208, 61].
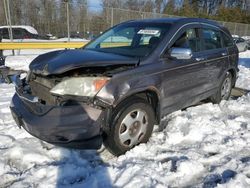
[210, 72, 232, 104]
[103, 98, 155, 156]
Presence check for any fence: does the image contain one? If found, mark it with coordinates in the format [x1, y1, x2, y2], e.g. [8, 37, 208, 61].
[0, 1, 250, 40]
[219, 21, 250, 36]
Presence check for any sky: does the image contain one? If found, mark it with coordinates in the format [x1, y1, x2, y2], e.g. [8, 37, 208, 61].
[88, 0, 102, 11]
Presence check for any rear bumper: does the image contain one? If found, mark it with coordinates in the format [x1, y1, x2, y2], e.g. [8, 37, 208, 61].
[10, 93, 104, 149]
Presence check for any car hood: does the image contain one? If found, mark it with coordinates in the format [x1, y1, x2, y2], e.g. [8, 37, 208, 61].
[29, 49, 139, 76]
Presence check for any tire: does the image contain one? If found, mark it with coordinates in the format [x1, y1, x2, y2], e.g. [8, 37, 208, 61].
[210, 72, 233, 104]
[103, 97, 155, 156]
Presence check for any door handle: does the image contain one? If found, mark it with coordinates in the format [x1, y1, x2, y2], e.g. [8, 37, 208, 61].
[195, 57, 205, 61]
[221, 52, 227, 56]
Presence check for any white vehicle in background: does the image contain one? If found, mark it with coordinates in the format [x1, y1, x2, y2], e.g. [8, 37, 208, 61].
[46, 33, 57, 40]
[233, 37, 248, 52]
[242, 36, 250, 40]
[0, 25, 49, 40]
[231, 34, 239, 38]
[242, 36, 250, 50]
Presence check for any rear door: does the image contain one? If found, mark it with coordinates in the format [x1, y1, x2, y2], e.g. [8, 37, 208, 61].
[199, 26, 229, 91]
[221, 32, 238, 71]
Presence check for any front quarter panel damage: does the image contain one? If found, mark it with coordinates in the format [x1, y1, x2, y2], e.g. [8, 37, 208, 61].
[96, 64, 162, 108]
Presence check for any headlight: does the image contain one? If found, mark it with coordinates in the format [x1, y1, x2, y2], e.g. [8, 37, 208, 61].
[50, 77, 110, 97]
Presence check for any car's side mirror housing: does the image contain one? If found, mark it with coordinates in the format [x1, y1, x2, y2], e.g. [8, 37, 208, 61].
[170, 47, 192, 60]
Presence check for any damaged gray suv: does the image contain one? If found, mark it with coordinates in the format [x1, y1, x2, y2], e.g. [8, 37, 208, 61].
[10, 18, 239, 156]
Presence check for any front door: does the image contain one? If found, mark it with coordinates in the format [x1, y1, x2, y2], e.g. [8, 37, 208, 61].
[159, 26, 208, 116]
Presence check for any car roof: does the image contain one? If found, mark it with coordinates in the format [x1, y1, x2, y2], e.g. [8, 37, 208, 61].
[126, 17, 221, 27]
[124, 17, 232, 36]
[0, 25, 38, 35]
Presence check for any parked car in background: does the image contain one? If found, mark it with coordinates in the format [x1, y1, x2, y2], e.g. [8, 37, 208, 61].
[9, 18, 239, 156]
[46, 33, 57, 40]
[0, 25, 49, 40]
[233, 37, 248, 52]
[242, 36, 250, 40]
[58, 32, 86, 40]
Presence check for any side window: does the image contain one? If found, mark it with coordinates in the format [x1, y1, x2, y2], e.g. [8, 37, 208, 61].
[239, 38, 245, 42]
[172, 28, 201, 52]
[2, 28, 9, 38]
[202, 28, 222, 50]
[13, 29, 24, 39]
[221, 32, 234, 47]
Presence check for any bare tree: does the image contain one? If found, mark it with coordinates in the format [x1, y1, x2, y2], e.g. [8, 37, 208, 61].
[0, 0, 6, 25]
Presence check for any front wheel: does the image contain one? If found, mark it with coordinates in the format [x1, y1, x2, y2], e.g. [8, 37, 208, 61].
[210, 72, 233, 104]
[103, 98, 155, 156]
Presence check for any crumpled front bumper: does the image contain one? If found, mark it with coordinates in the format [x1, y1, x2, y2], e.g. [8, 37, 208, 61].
[0, 66, 25, 83]
[10, 92, 104, 149]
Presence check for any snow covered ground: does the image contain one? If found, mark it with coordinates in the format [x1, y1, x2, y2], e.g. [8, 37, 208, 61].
[0, 51, 250, 187]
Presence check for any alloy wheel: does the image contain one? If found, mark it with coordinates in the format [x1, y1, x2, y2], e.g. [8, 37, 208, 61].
[221, 76, 232, 100]
[118, 109, 148, 147]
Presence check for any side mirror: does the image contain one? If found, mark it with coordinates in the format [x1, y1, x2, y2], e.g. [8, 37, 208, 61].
[170, 47, 192, 60]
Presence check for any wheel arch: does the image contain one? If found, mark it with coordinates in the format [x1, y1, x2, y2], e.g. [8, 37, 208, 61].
[113, 88, 161, 125]
[227, 68, 237, 87]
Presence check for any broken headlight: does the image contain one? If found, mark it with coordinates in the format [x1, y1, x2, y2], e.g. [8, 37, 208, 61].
[50, 77, 110, 97]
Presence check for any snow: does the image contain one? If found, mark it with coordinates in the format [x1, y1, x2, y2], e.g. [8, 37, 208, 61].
[242, 36, 250, 40]
[4, 55, 38, 71]
[236, 51, 250, 90]
[0, 50, 250, 187]
[0, 25, 38, 35]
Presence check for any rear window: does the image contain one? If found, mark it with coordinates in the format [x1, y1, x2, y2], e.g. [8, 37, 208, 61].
[202, 28, 222, 50]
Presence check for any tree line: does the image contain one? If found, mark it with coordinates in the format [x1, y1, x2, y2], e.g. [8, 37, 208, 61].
[102, 0, 250, 24]
[163, 0, 250, 24]
[0, 0, 88, 37]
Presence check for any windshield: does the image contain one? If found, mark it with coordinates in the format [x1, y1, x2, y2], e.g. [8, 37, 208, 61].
[85, 22, 171, 57]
